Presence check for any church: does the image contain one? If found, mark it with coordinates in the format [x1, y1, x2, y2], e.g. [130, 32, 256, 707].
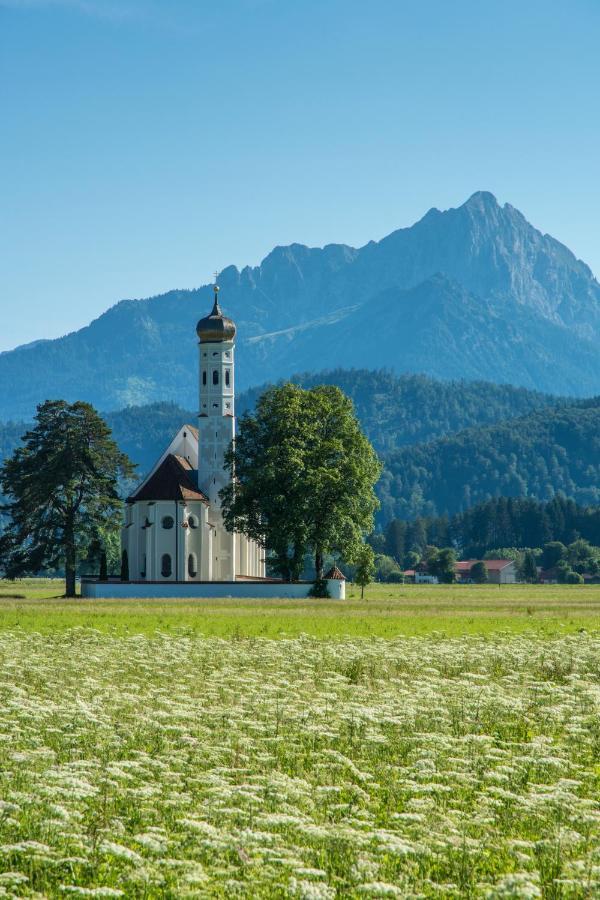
[121, 283, 266, 584]
[82, 282, 345, 599]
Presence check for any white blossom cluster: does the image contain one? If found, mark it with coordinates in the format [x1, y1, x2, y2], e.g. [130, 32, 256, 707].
[0, 631, 600, 896]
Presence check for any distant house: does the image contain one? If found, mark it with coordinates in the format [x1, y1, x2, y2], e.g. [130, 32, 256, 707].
[404, 558, 517, 585]
[456, 559, 517, 584]
[402, 565, 439, 584]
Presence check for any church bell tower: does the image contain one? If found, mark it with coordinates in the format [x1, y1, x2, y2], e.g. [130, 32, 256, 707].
[196, 279, 236, 580]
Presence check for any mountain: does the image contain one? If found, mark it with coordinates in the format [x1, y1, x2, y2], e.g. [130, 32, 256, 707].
[0, 370, 559, 475]
[2, 191, 600, 419]
[381, 398, 600, 522]
[235, 369, 561, 455]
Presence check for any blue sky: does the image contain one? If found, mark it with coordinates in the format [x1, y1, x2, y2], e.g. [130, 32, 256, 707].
[2, 0, 599, 351]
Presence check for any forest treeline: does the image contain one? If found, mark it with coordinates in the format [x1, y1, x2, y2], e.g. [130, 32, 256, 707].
[379, 495, 600, 562]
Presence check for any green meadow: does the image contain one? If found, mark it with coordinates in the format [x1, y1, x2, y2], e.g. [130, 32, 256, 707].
[1, 579, 600, 638]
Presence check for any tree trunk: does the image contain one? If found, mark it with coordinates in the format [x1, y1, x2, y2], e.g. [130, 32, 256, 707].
[64, 513, 77, 598]
[361, 583, 364, 599]
[315, 549, 323, 581]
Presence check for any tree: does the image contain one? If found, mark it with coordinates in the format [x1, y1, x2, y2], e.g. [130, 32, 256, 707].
[520, 550, 539, 584]
[374, 553, 403, 583]
[427, 547, 457, 583]
[470, 561, 488, 584]
[566, 570, 584, 584]
[567, 538, 597, 574]
[555, 560, 573, 584]
[0, 400, 135, 597]
[354, 543, 376, 598]
[221, 384, 381, 581]
[404, 550, 421, 570]
[385, 519, 406, 564]
[541, 541, 567, 571]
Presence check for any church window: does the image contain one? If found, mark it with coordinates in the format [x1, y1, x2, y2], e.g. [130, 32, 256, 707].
[225, 370, 230, 386]
[161, 515, 174, 530]
[225, 402, 231, 409]
[161, 554, 172, 577]
[141, 554, 146, 579]
[202, 371, 207, 386]
[188, 515, 199, 529]
[213, 370, 219, 385]
[188, 553, 198, 578]
[212, 403, 218, 408]
[212, 352, 218, 357]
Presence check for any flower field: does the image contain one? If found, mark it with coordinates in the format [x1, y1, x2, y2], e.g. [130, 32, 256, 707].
[1, 631, 600, 897]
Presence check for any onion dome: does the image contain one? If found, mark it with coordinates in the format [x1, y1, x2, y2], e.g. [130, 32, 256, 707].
[196, 285, 236, 342]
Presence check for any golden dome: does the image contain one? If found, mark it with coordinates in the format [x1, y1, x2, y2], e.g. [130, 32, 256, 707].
[196, 286, 236, 343]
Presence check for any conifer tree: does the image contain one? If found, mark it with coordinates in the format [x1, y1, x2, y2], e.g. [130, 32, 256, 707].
[0, 400, 134, 597]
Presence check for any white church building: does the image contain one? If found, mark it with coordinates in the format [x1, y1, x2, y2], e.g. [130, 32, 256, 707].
[82, 283, 345, 600]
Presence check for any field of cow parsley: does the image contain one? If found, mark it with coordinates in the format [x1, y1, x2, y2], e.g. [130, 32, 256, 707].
[1, 631, 600, 897]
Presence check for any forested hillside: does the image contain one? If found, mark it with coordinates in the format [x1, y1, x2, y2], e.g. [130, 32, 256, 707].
[1, 373, 595, 531]
[0, 371, 558, 474]
[379, 399, 600, 521]
[236, 370, 560, 454]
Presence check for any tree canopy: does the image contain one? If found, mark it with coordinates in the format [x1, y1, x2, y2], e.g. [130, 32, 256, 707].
[0, 400, 135, 596]
[221, 383, 381, 581]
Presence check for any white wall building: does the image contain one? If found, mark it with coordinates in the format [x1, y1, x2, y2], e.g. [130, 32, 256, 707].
[120, 284, 265, 584]
[81, 282, 346, 599]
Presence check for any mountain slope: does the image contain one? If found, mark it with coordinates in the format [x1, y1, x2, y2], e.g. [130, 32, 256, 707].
[2, 191, 600, 418]
[0, 371, 559, 471]
[381, 399, 600, 521]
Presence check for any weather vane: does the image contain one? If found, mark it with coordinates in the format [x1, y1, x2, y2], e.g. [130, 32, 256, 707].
[213, 270, 220, 295]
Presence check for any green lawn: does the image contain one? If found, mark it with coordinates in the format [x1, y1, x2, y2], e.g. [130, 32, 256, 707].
[1, 579, 600, 637]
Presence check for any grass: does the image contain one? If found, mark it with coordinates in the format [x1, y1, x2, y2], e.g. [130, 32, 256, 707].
[1, 579, 600, 638]
[2, 630, 600, 896]
[3, 581, 600, 895]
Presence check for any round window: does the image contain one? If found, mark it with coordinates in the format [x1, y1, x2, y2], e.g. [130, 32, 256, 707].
[188, 515, 199, 529]
[161, 515, 175, 530]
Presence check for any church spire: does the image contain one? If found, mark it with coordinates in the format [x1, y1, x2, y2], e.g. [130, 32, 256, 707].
[196, 272, 236, 343]
[211, 271, 222, 315]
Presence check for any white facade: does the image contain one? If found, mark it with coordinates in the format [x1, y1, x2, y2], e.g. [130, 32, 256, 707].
[118, 286, 266, 584]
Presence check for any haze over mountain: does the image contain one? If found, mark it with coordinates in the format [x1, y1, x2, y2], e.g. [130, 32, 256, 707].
[2, 191, 600, 420]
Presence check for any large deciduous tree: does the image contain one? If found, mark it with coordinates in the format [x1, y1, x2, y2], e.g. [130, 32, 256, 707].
[0, 400, 135, 597]
[221, 384, 381, 581]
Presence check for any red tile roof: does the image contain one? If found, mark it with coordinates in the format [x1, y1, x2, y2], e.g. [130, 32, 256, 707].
[128, 454, 209, 503]
[456, 559, 514, 572]
[324, 566, 346, 580]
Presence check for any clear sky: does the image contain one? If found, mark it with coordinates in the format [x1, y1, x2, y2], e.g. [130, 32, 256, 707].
[1, 0, 599, 351]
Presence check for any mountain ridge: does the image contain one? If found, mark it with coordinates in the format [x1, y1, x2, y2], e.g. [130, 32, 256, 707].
[2, 191, 600, 418]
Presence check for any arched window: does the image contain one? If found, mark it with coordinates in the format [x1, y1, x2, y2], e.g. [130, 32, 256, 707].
[225, 370, 230, 387]
[213, 370, 219, 386]
[202, 371, 207, 386]
[188, 553, 198, 578]
[161, 554, 172, 578]
[140, 553, 146, 579]
[188, 515, 199, 529]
